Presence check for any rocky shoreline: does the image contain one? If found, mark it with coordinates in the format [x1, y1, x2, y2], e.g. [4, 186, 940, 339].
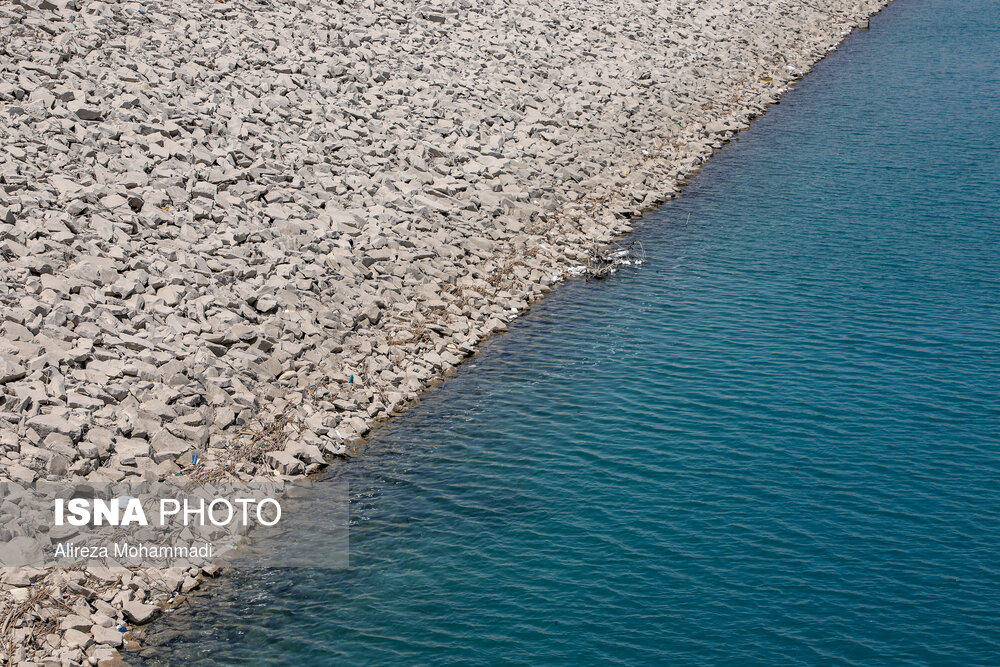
[1, 0, 890, 663]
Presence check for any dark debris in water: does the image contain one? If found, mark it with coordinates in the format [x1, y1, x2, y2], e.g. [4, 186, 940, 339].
[586, 241, 647, 280]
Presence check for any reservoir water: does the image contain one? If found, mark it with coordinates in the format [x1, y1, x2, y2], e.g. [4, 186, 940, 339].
[140, 0, 1000, 663]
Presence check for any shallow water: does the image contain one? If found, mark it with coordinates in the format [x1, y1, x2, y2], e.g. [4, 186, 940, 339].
[139, 0, 1000, 663]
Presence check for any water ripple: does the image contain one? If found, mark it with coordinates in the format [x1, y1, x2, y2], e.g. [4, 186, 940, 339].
[139, 1, 999, 664]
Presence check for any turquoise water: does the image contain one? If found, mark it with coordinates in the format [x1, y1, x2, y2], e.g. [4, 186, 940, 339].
[140, 0, 1000, 664]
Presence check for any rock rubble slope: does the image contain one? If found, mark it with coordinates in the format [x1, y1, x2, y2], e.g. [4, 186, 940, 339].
[2, 0, 887, 663]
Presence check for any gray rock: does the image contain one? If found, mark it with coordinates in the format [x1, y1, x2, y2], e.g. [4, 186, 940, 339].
[26, 413, 84, 442]
[122, 600, 160, 625]
[67, 100, 102, 121]
[62, 628, 93, 650]
[266, 451, 305, 476]
[0, 356, 27, 384]
[92, 624, 124, 648]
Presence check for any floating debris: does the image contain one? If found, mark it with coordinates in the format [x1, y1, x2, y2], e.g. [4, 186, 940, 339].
[586, 241, 647, 280]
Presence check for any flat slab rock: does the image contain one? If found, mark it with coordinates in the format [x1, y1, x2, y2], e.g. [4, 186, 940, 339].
[122, 600, 160, 625]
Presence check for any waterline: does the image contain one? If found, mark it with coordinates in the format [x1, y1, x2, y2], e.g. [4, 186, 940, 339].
[140, 0, 1000, 663]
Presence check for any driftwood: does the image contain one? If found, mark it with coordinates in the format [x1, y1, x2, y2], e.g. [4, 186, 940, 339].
[586, 241, 647, 279]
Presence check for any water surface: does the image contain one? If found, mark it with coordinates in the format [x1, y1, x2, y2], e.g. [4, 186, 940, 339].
[141, 0, 1000, 663]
